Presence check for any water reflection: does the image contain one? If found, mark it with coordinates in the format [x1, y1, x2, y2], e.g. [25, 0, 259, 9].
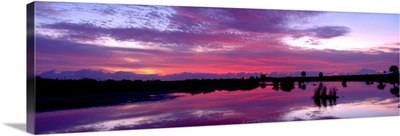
[272, 81, 279, 91]
[365, 81, 374, 85]
[35, 82, 400, 134]
[298, 81, 307, 90]
[37, 82, 261, 112]
[283, 97, 398, 121]
[342, 80, 347, 88]
[312, 83, 338, 107]
[271, 79, 296, 92]
[390, 84, 399, 97]
[377, 82, 386, 90]
[260, 83, 267, 89]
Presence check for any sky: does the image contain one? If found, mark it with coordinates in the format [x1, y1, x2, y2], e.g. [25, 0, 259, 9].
[33, 2, 400, 80]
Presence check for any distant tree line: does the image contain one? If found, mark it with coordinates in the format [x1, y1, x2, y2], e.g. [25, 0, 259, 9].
[34, 65, 399, 111]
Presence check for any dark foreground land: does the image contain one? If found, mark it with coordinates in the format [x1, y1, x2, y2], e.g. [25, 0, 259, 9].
[33, 74, 399, 112]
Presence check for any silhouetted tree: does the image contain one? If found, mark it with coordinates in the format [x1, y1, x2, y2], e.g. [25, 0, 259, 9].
[249, 76, 255, 80]
[383, 71, 386, 74]
[260, 74, 267, 80]
[319, 72, 323, 78]
[389, 65, 399, 74]
[301, 71, 306, 77]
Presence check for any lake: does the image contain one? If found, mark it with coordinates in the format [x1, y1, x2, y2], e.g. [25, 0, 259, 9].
[35, 81, 399, 134]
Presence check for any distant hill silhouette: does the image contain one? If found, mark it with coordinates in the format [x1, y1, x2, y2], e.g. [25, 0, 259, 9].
[38, 68, 385, 81]
[353, 69, 382, 75]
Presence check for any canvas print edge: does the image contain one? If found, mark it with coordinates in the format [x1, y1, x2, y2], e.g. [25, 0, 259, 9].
[27, 2, 36, 134]
[26, 1, 399, 135]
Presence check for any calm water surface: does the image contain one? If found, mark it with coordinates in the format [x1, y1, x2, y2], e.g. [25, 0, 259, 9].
[36, 82, 399, 134]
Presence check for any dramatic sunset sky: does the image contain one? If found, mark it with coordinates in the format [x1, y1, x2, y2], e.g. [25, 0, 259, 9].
[34, 2, 399, 80]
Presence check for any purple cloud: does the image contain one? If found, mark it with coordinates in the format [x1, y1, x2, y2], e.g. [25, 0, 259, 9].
[171, 7, 322, 33]
[305, 38, 322, 45]
[41, 22, 245, 48]
[36, 4, 334, 50]
[307, 26, 351, 39]
[35, 2, 63, 16]
[291, 26, 351, 40]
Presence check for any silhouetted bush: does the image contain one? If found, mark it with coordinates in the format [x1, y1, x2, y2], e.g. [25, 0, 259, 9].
[389, 65, 399, 74]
